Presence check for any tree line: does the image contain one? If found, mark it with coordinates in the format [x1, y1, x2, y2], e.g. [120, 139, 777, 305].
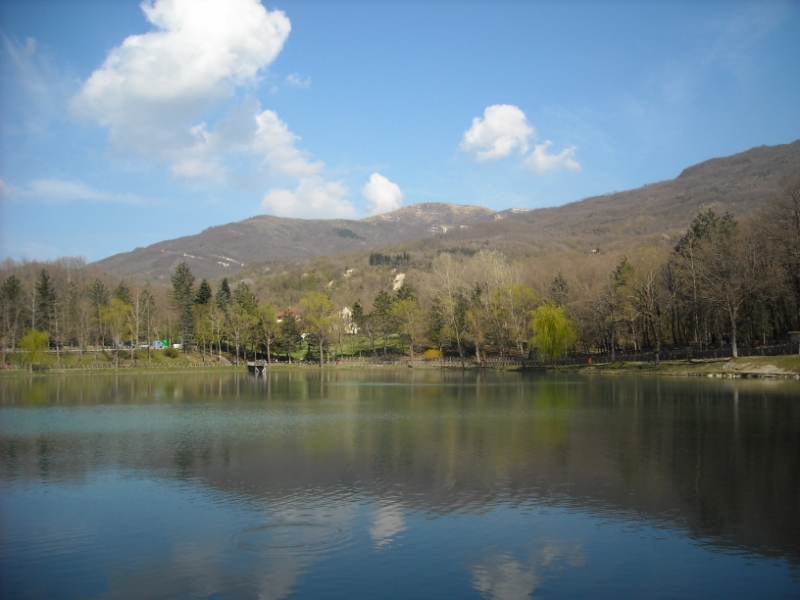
[2, 178, 799, 367]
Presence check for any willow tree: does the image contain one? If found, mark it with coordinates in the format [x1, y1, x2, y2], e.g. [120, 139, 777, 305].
[19, 329, 49, 371]
[530, 303, 576, 362]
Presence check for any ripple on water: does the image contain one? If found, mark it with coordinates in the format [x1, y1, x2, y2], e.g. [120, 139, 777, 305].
[227, 522, 352, 556]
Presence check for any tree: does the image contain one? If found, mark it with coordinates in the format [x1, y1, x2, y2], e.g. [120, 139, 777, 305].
[530, 303, 576, 361]
[372, 290, 394, 357]
[1, 275, 24, 365]
[300, 292, 336, 367]
[762, 177, 800, 331]
[549, 273, 570, 307]
[138, 288, 157, 362]
[227, 303, 256, 363]
[195, 279, 213, 305]
[493, 283, 538, 356]
[113, 280, 133, 305]
[257, 304, 278, 363]
[694, 213, 757, 358]
[88, 279, 110, 357]
[19, 329, 49, 371]
[389, 297, 425, 365]
[193, 303, 212, 361]
[276, 309, 301, 362]
[101, 298, 131, 369]
[233, 282, 258, 312]
[170, 262, 195, 351]
[216, 278, 231, 312]
[431, 253, 469, 367]
[35, 269, 57, 334]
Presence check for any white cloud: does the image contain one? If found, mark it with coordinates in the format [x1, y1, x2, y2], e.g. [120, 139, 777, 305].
[251, 109, 323, 177]
[285, 73, 311, 88]
[261, 176, 357, 219]
[461, 104, 581, 174]
[70, 0, 318, 183]
[169, 98, 323, 181]
[12, 179, 143, 204]
[0, 178, 8, 199]
[460, 104, 534, 161]
[362, 173, 403, 215]
[524, 141, 581, 173]
[369, 503, 406, 549]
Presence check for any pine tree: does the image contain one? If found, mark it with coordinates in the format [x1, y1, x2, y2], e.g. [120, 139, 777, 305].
[35, 269, 57, 334]
[170, 262, 195, 350]
[216, 278, 231, 311]
[195, 279, 213, 305]
[113, 280, 133, 305]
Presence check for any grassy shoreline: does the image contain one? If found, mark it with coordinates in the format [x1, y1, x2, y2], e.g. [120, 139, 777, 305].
[554, 355, 800, 379]
[3, 352, 799, 380]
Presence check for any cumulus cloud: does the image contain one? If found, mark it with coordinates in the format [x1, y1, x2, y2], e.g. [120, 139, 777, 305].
[461, 104, 581, 174]
[460, 104, 534, 161]
[70, 0, 320, 182]
[524, 141, 581, 173]
[362, 173, 403, 215]
[261, 176, 357, 219]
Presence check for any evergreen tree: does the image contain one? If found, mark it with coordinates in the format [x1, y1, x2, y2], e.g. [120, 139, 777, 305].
[113, 280, 133, 305]
[195, 279, 213, 305]
[276, 310, 301, 362]
[373, 290, 395, 357]
[1, 275, 24, 362]
[216, 278, 231, 311]
[549, 273, 569, 308]
[35, 269, 57, 334]
[170, 262, 195, 350]
[233, 282, 258, 312]
[395, 282, 416, 302]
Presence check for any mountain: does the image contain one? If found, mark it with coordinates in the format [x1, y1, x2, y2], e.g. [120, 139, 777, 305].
[95, 203, 495, 282]
[95, 140, 800, 281]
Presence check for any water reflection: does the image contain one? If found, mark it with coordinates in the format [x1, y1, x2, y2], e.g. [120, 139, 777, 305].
[471, 541, 586, 600]
[1, 371, 799, 598]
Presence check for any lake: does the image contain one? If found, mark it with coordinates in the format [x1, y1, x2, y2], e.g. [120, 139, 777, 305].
[1, 370, 798, 599]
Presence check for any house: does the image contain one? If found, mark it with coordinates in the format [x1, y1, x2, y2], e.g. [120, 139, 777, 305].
[276, 307, 302, 323]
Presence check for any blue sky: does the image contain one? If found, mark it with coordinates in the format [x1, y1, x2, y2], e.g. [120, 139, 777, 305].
[2, 0, 799, 262]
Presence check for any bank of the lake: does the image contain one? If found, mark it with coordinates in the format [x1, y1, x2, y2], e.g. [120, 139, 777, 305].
[559, 354, 800, 380]
[4, 351, 800, 380]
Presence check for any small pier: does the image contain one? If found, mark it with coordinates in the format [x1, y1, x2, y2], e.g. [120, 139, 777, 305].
[247, 360, 267, 375]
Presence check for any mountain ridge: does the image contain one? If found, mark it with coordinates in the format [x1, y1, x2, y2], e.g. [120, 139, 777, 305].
[94, 140, 800, 281]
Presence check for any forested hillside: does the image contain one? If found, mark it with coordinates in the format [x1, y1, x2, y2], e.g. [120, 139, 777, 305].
[3, 142, 800, 367]
[2, 176, 799, 366]
[94, 140, 800, 281]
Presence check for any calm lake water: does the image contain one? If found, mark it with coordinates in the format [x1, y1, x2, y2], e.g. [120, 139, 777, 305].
[1, 370, 799, 599]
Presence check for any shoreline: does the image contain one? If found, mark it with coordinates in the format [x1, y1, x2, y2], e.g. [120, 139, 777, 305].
[3, 355, 799, 380]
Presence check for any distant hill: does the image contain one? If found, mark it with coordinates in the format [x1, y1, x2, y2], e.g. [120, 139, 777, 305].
[418, 140, 800, 259]
[95, 203, 495, 281]
[95, 140, 800, 281]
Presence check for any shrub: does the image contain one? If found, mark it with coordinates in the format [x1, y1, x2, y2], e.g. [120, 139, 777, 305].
[423, 348, 443, 361]
[163, 347, 179, 359]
